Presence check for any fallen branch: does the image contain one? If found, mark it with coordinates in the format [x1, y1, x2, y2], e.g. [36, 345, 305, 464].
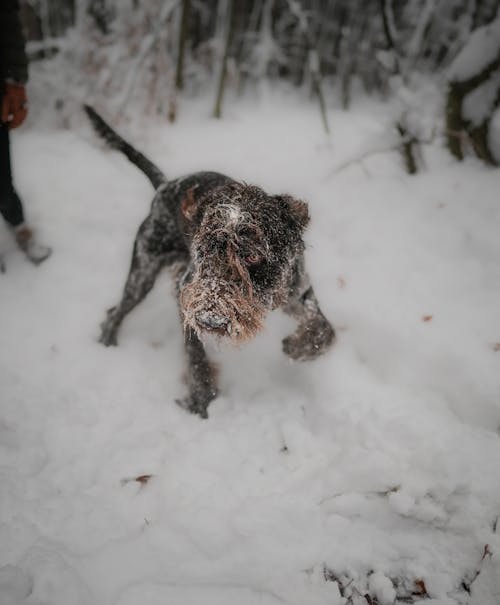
[326, 129, 436, 178]
[326, 139, 410, 177]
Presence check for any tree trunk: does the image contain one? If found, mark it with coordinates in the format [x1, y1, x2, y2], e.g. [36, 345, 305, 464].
[214, 0, 236, 119]
[469, 86, 500, 166]
[446, 81, 466, 160]
[309, 50, 330, 134]
[175, 0, 191, 91]
[397, 122, 418, 174]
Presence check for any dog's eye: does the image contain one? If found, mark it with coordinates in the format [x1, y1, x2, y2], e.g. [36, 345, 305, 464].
[244, 253, 263, 266]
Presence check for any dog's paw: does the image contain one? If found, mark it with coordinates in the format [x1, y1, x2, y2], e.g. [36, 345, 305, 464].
[99, 330, 118, 347]
[175, 396, 210, 419]
[99, 308, 120, 346]
[282, 319, 335, 361]
[99, 320, 118, 346]
[175, 383, 218, 419]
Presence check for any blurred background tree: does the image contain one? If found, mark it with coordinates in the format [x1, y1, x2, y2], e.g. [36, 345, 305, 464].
[19, 0, 500, 166]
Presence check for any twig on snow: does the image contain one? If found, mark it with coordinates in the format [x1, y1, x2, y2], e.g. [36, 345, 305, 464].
[461, 544, 493, 594]
[326, 129, 437, 179]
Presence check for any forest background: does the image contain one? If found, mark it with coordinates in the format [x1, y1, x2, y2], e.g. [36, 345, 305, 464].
[18, 0, 500, 169]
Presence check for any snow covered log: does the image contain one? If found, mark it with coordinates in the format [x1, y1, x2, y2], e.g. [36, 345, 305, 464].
[446, 16, 500, 165]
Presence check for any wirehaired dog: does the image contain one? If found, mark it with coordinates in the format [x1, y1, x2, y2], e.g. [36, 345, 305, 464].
[84, 105, 334, 418]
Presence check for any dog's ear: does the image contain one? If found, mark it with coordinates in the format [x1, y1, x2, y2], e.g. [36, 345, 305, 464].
[275, 195, 310, 230]
[181, 187, 198, 221]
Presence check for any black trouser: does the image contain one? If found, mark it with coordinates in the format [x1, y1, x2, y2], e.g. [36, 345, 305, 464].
[0, 124, 24, 227]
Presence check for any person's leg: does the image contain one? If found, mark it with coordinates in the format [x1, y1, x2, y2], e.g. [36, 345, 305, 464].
[0, 124, 25, 227]
[0, 124, 51, 264]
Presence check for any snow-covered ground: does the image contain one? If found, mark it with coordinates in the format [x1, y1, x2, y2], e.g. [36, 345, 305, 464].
[1, 93, 500, 605]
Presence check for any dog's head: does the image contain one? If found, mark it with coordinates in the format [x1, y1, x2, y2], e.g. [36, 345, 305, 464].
[179, 182, 309, 343]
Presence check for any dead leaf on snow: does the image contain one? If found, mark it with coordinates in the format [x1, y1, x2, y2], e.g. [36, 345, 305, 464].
[120, 474, 154, 487]
[135, 474, 153, 485]
[414, 579, 429, 596]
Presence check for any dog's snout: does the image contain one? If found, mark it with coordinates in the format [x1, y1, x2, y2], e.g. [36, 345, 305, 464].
[195, 311, 231, 333]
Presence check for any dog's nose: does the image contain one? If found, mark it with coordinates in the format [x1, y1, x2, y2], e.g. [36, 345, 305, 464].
[196, 311, 231, 333]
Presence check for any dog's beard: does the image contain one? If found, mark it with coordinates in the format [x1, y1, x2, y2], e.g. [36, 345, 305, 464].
[179, 278, 266, 344]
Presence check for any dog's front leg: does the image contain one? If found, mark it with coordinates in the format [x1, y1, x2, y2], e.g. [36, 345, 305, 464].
[177, 328, 218, 419]
[282, 279, 335, 361]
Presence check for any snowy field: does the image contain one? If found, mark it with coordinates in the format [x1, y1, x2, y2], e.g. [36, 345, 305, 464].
[1, 93, 500, 605]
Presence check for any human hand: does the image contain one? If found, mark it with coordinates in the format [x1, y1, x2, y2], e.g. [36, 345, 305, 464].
[1, 82, 28, 129]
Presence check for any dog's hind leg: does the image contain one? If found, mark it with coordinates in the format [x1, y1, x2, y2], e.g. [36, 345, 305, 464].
[99, 200, 186, 346]
[99, 240, 165, 346]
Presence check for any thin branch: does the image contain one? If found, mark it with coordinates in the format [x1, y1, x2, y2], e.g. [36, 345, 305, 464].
[461, 544, 493, 594]
[407, 0, 437, 66]
[325, 128, 437, 179]
[326, 141, 409, 177]
[118, 0, 178, 116]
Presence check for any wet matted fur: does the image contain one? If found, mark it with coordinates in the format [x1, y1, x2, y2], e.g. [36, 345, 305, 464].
[85, 105, 335, 418]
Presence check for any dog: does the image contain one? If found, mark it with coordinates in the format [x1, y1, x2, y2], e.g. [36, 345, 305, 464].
[84, 105, 334, 418]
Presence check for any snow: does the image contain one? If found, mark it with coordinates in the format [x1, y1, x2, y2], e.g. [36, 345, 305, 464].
[0, 567, 32, 605]
[368, 572, 397, 604]
[448, 16, 500, 83]
[1, 91, 500, 605]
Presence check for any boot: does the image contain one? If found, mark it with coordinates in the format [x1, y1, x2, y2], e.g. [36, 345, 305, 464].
[14, 224, 52, 265]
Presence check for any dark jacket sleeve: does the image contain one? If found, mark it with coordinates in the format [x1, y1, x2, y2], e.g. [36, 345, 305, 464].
[0, 0, 29, 84]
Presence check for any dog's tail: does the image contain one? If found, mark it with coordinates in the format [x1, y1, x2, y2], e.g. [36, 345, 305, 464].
[83, 105, 166, 190]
